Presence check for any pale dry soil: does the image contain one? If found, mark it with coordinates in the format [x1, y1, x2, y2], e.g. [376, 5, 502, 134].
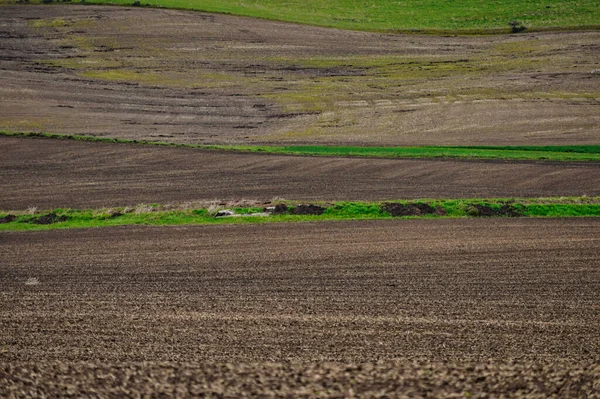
[2, 136, 600, 210]
[1, 219, 600, 396]
[0, 5, 599, 145]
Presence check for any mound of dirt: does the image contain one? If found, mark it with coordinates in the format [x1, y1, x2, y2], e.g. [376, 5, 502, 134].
[0, 214, 16, 223]
[382, 202, 444, 217]
[267, 204, 289, 215]
[291, 204, 326, 215]
[32, 213, 68, 225]
[467, 203, 523, 217]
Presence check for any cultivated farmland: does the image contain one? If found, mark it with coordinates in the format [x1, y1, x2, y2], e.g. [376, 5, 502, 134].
[1, 2, 599, 397]
[1, 6, 599, 146]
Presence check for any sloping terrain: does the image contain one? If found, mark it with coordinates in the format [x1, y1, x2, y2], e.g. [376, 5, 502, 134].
[1, 5, 599, 397]
[0, 5, 598, 146]
[2, 136, 600, 210]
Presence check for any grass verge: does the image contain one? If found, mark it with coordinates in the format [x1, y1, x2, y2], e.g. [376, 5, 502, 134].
[2, 131, 600, 162]
[5, 0, 600, 34]
[1, 198, 599, 232]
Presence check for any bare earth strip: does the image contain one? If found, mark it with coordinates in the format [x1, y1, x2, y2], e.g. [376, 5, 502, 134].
[1, 219, 599, 396]
[0, 5, 598, 146]
[2, 361, 599, 398]
[2, 136, 600, 210]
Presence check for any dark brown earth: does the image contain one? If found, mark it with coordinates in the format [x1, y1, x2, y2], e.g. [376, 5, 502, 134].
[2, 136, 600, 210]
[1, 219, 600, 396]
[0, 5, 598, 146]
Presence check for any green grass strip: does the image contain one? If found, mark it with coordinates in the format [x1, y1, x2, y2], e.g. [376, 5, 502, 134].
[244, 145, 600, 161]
[2, 130, 600, 162]
[6, 0, 600, 34]
[1, 198, 599, 232]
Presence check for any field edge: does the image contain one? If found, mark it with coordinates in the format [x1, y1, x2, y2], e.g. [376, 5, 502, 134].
[2, 197, 600, 231]
[3, 131, 600, 162]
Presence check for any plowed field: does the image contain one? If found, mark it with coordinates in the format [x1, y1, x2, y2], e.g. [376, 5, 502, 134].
[4, 218, 600, 362]
[2, 4, 599, 397]
[2, 219, 600, 396]
[1, 5, 598, 146]
[2, 136, 600, 210]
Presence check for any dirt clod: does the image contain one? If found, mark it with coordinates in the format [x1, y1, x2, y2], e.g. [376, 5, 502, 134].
[382, 202, 436, 216]
[467, 203, 523, 217]
[268, 203, 289, 215]
[291, 204, 326, 215]
[32, 213, 68, 225]
[0, 214, 16, 223]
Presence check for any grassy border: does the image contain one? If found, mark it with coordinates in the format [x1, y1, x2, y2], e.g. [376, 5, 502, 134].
[5, 1, 600, 35]
[2, 198, 600, 232]
[2, 131, 600, 162]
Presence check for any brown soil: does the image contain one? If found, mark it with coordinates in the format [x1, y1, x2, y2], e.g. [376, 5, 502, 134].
[2, 5, 599, 396]
[2, 361, 599, 398]
[292, 204, 326, 215]
[30, 212, 68, 224]
[0, 5, 598, 146]
[0, 215, 16, 223]
[383, 202, 438, 216]
[2, 218, 599, 364]
[466, 203, 524, 217]
[1, 218, 600, 396]
[2, 136, 600, 210]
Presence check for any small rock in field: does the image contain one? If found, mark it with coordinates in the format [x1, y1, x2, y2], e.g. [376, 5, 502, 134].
[25, 277, 40, 286]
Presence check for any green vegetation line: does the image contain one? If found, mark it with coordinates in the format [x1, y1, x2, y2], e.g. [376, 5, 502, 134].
[2, 130, 600, 162]
[1, 198, 600, 232]
[8, 0, 600, 34]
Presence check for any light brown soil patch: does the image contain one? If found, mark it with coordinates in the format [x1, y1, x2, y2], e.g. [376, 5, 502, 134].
[0, 5, 598, 146]
[2, 136, 600, 209]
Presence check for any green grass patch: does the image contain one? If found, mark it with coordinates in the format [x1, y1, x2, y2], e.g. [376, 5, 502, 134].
[247, 145, 600, 161]
[2, 131, 600, 162]
[9, 0, 600, 34]
[1, 198, 599, 232]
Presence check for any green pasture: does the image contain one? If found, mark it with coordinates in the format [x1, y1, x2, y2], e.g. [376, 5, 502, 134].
[6, 0, 599, 33]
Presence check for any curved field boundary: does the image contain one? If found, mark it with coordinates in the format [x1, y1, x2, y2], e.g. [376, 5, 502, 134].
[6, 0, 600, 34]
[3, 131, 600, 162]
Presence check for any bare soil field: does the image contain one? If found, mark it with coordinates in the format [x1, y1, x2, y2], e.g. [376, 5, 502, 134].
[2, 219, 599, 362]
[3, 361, 599, 398]
[1, 5, 599, 146]
[2, 136, 600, 210]
[1, 219, 599, 396]
[2, 4, 599, 396]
